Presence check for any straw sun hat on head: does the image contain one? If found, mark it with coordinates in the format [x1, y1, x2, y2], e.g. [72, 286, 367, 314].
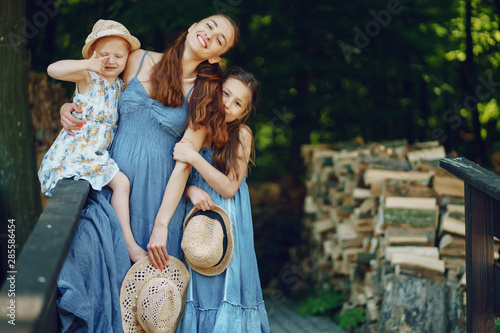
[181, 205, 234, 277]
[82, 19, 140, 59]
[120, 256, 190, 333]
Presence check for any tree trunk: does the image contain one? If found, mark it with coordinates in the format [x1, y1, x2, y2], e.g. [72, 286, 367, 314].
[493, 0, 500, 21]
[403, 79, 416, 144]
[419, 74, 430, 142]
[289, 0, 317, 185]
[0, 0, 41, 282]
[464, 0, 487, 164]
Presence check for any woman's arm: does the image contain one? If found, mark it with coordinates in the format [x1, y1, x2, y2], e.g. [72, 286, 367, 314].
[173, 125, 253, 199]
[147, 126, 208, 270]
[58, 50, 156, 135]
[122, 49, 163, 86]
[122, 49, 144, 85]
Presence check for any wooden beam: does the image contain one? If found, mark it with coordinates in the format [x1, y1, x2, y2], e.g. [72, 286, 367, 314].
[441, 157, 500, 332]
[464, 184, 497, 332]
[440, 158, 500, 203]
[0, 179, 89, 333]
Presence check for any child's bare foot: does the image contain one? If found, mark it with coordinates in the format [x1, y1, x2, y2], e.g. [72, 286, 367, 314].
[128, 245, 148, 263]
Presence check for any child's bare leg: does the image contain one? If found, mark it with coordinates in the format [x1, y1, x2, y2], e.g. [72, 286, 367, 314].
[108, 171, 147, 263]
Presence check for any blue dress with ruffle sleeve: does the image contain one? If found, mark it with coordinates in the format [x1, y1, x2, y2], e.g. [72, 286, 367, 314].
[176, 147, 270, 333]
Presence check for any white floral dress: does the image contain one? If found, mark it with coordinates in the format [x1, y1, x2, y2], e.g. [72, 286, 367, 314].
[38, 71, 124, 196]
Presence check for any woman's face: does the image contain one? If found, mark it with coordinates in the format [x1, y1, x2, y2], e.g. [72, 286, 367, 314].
[186, 16, 235, 63]
[223, 78, 251, 123]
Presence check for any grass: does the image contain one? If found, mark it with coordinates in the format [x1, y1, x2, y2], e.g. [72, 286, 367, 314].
[298, 284, 366, 332]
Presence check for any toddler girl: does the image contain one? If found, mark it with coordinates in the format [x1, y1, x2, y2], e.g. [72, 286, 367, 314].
[38, 19, 147, 263]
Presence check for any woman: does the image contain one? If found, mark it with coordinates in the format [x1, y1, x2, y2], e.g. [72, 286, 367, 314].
[173, 67, 270, 332]
[57, 14, 239, 332]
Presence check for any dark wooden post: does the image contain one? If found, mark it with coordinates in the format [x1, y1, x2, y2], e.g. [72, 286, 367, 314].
[440, 157, 500, 333]
[0, 0, 42, 266]
[0, 179, 89, 332]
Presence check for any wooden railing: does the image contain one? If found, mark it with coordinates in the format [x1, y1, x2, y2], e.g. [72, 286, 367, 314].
[0, 179, 89, 332]
[440, 157, 500, 333]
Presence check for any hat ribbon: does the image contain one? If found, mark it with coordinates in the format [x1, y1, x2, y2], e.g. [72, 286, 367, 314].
[192, 210, 228, 267]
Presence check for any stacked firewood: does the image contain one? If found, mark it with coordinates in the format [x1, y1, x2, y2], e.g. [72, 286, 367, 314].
[301, 139, 481, 332]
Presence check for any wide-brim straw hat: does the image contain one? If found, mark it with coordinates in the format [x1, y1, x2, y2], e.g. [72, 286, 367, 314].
[181, 205, 234, 277]
[82, 19, 140, 59]
[120, 256, 190, 333]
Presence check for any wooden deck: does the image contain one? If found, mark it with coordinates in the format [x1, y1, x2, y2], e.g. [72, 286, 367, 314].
[265, 298, 348, 333]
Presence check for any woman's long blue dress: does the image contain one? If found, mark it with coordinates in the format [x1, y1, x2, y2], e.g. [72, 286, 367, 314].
[56, 51, 190, 332]
[176, 147, 270, 333]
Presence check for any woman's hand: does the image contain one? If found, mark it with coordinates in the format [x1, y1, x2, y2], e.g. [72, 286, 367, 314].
[185, 185, 214, 211]
[173, 138, 197, 164]
[147, 221, 169, 270]
[60, 103, 85, 136]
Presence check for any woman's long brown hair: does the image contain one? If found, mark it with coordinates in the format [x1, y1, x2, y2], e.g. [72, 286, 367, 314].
[149, 14, 239, 147]
[149, 14, 239, 108]
[212, 67, 260, 178]
[149, 30, 187, 107]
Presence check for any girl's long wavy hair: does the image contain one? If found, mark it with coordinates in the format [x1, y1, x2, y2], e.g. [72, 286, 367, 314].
[186, 61, 227, 148]
[212, 67, 260, 178]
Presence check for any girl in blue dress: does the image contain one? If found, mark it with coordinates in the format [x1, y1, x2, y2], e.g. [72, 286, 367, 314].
[57, 15, 239, 332]
[173, 67, 270, 332]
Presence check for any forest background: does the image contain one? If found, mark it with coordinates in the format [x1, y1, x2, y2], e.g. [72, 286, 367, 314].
[26, 0, 500, 177]
[2, 0, 500, 289]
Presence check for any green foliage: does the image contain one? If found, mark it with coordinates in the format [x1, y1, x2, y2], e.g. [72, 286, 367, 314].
[297, 285, 343, 317]
[336, 308, 366, 330]
[25, 0, 500, 183]
[297, 285, 366, 331]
